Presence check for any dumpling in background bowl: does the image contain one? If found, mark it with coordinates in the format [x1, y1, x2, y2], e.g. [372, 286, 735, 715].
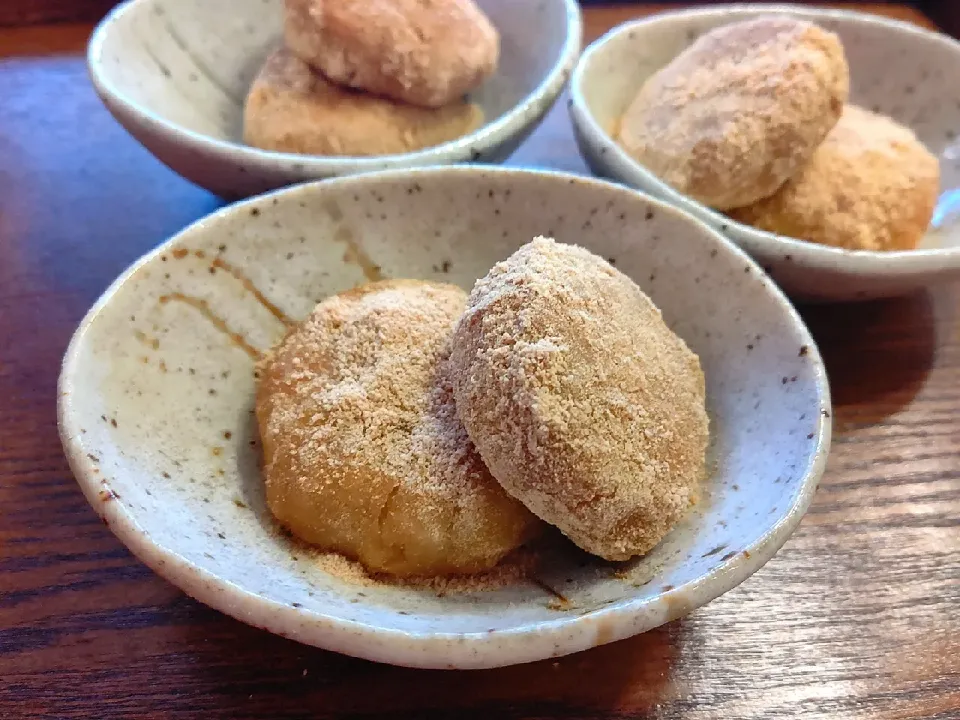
[616, 16, 848, 211]
[87, 0, 582, 198]
[729, 105, 940, 253]
[570, 4, 960, 302]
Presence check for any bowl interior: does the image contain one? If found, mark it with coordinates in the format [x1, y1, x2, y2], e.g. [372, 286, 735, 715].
[575, 6, 960, 254]
[60, 169, 827, 662]
[92, 0, 572, 150]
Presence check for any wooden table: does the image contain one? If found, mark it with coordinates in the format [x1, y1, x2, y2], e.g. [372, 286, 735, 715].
[1, 5, 958, 719]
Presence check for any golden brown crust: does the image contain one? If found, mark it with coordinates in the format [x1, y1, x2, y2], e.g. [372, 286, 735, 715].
[256, 279, 540, 578]
[617, 17, 849, 210]
[729, 105, 940, 251]
[449, 238, 709, 561]
[243, 48, 484, 156]
[284, 0, 499, 108]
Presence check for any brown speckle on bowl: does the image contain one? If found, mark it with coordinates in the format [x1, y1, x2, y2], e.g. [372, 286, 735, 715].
[59, 167, 828, 669]
[701, 544, 727, 558]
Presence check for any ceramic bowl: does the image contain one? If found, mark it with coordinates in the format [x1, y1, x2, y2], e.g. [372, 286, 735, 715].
[58, 167, 831, 669]
[87, 0, 582, 200]
[570, 4, 960, 302]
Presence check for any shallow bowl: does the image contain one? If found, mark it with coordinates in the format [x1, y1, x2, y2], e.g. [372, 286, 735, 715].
[59, 167, 831, 669]
[87, 0, 581, 199]
[570, 4, 960, 302]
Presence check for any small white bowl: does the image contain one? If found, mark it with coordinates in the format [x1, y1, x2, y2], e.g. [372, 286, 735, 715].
[570, 4, 960, 302]
[87, 0, 582, 200]
[58, 167, 830, 669]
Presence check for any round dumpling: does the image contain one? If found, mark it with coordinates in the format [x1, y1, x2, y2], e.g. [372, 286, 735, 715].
[256, 280, 540, 577]
[449, 238, 709, 561]
[617, 16, 849, 210]
[729, 105, 940, 251]
[283, 0, 498, 108]
[243, 48, 483, 157]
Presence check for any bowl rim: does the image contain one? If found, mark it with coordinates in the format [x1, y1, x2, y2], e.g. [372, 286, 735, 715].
[569, 2, 960, 272]
[86, 0, 583, 172]
[58, 165, 832, 669]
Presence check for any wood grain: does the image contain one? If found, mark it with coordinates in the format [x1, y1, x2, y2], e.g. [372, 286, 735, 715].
[0, 5, 958, 720]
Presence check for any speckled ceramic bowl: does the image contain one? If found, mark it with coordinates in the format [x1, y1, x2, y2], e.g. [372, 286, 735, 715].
[570, 4, 960, 302]
[58, 167, 830, 669]
[87, 0, 581, 199]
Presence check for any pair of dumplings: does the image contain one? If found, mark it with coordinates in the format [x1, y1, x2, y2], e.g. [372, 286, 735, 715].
[244, 0, 498, 157]
[618, 17, 940, 251]
[256, 239, 709, 577]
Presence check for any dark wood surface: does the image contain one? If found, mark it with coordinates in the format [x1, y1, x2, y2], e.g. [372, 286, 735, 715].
[1, 5, 958, 719]
[0, 0, 115, 27]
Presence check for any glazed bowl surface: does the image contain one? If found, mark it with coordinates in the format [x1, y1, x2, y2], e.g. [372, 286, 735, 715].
[59, 167, 831, 669]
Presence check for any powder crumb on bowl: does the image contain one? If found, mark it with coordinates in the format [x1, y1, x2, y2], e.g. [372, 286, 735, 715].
[309, 545, 543, 596]
[397, 547, 542, 594]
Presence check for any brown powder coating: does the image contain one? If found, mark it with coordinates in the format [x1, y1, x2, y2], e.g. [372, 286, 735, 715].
[284, 0, 499, 108]
[449, 238, 709, 561]
[243, 47, 484, 157]
[617, 16, 849, 211]
[256, 280, 540, 578]
[729, 105, 940, 251]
